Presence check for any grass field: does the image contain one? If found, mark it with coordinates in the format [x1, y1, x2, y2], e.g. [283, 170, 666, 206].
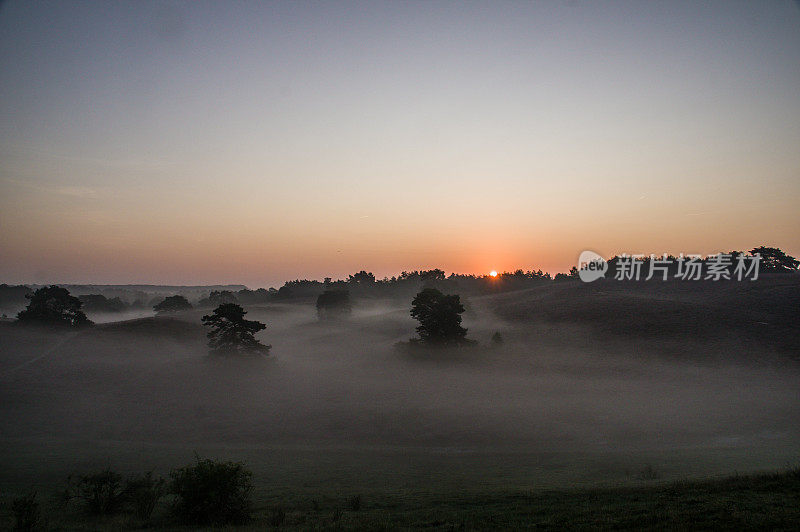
[2, 467, 798, 530]
[1, 278, 798, 529]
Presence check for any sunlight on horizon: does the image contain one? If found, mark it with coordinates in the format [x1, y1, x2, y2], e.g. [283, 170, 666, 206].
[1, 1, 799, 287]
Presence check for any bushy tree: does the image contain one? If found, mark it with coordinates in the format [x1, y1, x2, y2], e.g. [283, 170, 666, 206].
[750, 246, 799, 271]
[348, 270, 376, 284]
[72, 468, 124, 515]
[16, 286, 91, 327]
[153, 295, 193, 314]
[201, 303, 270, 355]
[316, 289, 352, 320]
[199, 290, 238, 307]
[420, 269, 446, 282]
[169, 457, 253, 526]
[409, 288, 470, 346]
[79, 294, 127, 313]
[125, 472, 165, 521]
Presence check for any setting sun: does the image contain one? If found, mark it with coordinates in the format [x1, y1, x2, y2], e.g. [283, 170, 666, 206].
[490, 271, 498, 277]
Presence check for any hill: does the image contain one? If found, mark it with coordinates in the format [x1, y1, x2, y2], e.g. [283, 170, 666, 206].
[485, 273, 800, 358]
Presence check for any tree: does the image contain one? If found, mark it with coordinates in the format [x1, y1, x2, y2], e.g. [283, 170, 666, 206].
[316, 289, 351, 320]
[199, 290, 238, 307]
[750, 246, 800, 271]
[348, 270, 375, 284]
[201, 303, 270, 355]
[16, 286, 91, 327]
[73, 468, 124, 516]
[420, 269, 446, 282]
[153, 295, 193, 314]
[79, 294, 127, 313]
[409, 288, 470, 346]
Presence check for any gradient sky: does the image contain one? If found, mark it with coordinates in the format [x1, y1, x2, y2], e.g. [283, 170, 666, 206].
[1, 1, 799, 287]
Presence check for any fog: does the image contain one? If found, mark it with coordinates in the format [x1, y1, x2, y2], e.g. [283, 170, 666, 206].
[1, 287, 797, 493]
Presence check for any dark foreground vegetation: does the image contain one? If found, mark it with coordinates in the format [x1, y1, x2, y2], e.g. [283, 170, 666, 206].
[3, 464, 798, 530]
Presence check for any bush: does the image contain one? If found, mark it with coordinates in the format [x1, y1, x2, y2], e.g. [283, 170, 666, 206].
[169, 456, 253, 525]
[72, 468, 124, 515]
[491, 332, 504, 346]
[11, 491, 39, 532]
[125, 472, 165, 521]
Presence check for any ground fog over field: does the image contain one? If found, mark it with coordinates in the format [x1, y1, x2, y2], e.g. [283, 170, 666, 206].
[1, 279, 798, 494]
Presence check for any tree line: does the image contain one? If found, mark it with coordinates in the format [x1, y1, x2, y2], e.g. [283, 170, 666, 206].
[11, 283, 476, 354]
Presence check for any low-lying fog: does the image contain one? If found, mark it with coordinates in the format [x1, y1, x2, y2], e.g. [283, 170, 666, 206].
[1, 293, 798, 491]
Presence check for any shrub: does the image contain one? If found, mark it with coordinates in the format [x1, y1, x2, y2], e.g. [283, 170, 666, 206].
[11, 491, 39, 532]
[125, 471, 165, 521]
[73, 468, 124, 515]
[169, 456, 253, 525]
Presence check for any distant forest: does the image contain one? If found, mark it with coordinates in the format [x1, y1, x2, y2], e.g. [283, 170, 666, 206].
[1, 246, 797, 317]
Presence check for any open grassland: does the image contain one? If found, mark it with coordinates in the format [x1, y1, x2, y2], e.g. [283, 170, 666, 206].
[1, 468, 798, 530]
[1, 277, 798, 529]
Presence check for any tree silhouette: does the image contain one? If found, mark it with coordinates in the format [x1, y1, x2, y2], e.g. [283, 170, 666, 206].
[348, 270, 375, 284]
[316, 290, 351, 320]
[16, 286, 91, 327]
[201, 303, 270, 355]
[154, 295, 193, 314]
[409, 288, 470, 346]
[79, 294, 126, 313]
[750, 246, 799, 271]
[199, 290, 238, 307]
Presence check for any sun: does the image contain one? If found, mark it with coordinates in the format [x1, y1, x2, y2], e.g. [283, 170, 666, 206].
[489, 270, 498, 277]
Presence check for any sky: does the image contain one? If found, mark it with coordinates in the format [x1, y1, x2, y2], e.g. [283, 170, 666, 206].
[1, 0, 799, 288]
